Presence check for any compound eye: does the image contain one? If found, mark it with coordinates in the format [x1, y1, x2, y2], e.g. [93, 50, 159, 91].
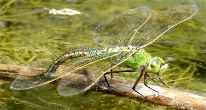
[150, 59, 158, 68]
[160, 63, 168, 69]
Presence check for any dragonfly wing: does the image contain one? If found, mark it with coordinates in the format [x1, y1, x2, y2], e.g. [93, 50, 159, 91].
[57, 68, 97, 96]
[130, 5, 198, 48]
[94, 7, 151, 47]
[10, 48, 71, 90]
[57, 51, 133, 96]
[10, 47, 133, 96]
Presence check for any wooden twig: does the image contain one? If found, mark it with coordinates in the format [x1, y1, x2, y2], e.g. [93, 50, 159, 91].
[0, 64, 206, 109]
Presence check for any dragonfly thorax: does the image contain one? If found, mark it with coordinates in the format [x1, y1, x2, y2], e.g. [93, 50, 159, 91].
[120, 49, 151, 70]
[120, 49, 168, 74]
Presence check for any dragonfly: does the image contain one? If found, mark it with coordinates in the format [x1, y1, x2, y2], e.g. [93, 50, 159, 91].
[10, 5, 197, 98]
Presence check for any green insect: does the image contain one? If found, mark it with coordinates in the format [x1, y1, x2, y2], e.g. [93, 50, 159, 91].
[10, 5, 197, 98]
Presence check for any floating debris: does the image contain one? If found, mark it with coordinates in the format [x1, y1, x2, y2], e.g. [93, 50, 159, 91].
[49, 8, 81, 16]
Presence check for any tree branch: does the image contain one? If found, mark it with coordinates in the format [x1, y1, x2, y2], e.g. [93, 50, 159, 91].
[0, 64, 205, 109]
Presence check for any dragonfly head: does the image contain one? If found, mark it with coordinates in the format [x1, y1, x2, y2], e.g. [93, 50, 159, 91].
[147, 57, 169, 74]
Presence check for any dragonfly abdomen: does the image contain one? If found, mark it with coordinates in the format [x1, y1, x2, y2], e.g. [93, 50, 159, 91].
[43, 47, 138, 77]
[43, 48, 91, 77]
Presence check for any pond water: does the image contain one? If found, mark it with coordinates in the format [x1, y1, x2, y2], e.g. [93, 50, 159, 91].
[1, 0, 206, 109]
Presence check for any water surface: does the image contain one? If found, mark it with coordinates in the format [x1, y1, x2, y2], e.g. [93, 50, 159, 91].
[1, 0, 206, 109]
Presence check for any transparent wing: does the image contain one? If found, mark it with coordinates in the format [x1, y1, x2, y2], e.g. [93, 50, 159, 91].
[94, 7, 151, 47]
[130, 5, 198, 48]
[10, 47, 133, 95]
[10, 47, 71, 89]
[57, 68, 96, 96]
[57, 51, 132, 96]
[94, 5, 197, 47]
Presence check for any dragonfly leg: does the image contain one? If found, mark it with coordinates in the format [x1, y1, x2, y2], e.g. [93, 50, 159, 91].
[144, 72, 160, 98]
[156, 74, 169, 88]
[103, 72, 111, 87]
[110, 69, 113, 78]
[104, 69, 135, 87]
[147, 75, 161, 86]
[132, 71, 147, 99]
[103, 69, 136, 90]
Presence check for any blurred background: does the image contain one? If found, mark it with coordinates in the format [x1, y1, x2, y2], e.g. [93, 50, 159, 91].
[0, 0, 206, 109]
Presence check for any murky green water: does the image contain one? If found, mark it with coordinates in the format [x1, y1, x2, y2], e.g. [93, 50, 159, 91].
[1, 0, 206, 109]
